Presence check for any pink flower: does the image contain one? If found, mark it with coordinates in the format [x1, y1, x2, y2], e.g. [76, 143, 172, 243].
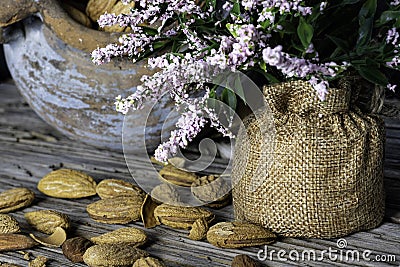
[387, 28, 399, 46]
[387, 84, 397, 92]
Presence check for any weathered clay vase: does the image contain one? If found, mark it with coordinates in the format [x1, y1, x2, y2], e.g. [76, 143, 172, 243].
[1, 0, 176, 151]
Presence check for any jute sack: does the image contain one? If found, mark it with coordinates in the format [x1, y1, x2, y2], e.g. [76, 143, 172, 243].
[232, 80, 385, 238]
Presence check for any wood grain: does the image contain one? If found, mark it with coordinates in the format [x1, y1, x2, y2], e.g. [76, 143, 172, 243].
[0, 81, 399, 266]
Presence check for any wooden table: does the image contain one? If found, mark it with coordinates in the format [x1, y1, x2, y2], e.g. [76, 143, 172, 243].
[0, 80, 399, 266]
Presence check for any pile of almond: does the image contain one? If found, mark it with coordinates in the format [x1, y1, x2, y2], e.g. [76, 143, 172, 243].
[0, 163, 275, 267]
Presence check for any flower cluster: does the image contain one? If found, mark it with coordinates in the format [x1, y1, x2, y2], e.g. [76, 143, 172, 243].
[262, 45, 345, 99]
[93, 0, 400, 161]
[387, 28, 399, 45]
[385, 25, 400, 92]
[93, 0, 204, 65]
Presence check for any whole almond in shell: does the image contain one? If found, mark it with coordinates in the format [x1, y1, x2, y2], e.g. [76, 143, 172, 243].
[25, 210, 70, 234]
[91, 227, 147, 247]
[86, 0, 118, 22]
[167, 157, 186, 169]
[0, 188, 35, 213]
[207, 222, 276, 249]
[231, 254, 261, 267]
[63, 4, 92, 28]
[103, 1, 136, 32]
[62, 237, 94, 263]
[158, 165, 199, 187]
[0, 234, 37, 251]
[37, 169, 97, 198]
[188, 218, 208, 241]
[83, 244, 148, 267]
[86, 196, 142, 224]
[153, 204, 214, 230]
[191, 175, 231, 209]
[150, 183, 181, 205]
[132, 257, 166, 267]
[0, 214, 20, 234]
[96, 179, 145, 200]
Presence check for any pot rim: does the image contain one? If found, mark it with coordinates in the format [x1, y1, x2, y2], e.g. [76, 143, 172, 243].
[38, 0, 124, 53]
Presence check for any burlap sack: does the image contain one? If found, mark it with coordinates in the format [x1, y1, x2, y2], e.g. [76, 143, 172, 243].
[232, 80, 385, 238]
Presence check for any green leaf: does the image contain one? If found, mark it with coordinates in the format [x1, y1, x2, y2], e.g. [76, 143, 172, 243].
[233, 75, 246, 104]
[327, 35, 350, 52]
[141, 26, 159, 36]
[365, 58, 379, 68]
[153, 40, 169, 50]
[351, 59, 367, 65]
[357, 0, 376, 47]
[263, 72, 280, 83]
[278, 20, 296, 34]
[222, 88, 237, 110]
[356, 66, 388, 86]
[171, 40, 180, 53]
[358, 0, 376, 19]
[206, 97, 218, 110]
[340, 0, 362, 5]
[378, 11, 400, 26]
[231, 1, 241, 16]
[259, 20, 271, 29]
[226, 23, 238, 37]
[253, 69, 280, 84]
[216, 73, 246, 105]
[291, 41, 306, 53]
[259, 60, 267, 71]
[329, 47, 343, 59]
[210, 87, 216, 98]
[297, 17, 314, 49]
[356, 17, 374, 51]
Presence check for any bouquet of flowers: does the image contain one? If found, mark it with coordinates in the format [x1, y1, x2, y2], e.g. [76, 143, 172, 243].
[91, 0, 400, 162]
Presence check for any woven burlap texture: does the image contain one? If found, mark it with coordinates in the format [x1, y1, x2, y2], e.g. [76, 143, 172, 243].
[232, 80, 385, 238]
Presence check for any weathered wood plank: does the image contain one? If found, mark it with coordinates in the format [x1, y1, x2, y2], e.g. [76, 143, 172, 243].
[0, 81, 399, 266]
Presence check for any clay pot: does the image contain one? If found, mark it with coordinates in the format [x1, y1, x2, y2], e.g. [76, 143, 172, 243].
[1, 0, 177, 151]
